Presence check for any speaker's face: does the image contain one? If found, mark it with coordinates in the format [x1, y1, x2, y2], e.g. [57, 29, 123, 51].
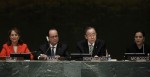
[48, 30, 59, 46]
[9, 30, 20, 44]
[134, 32, 145, 45]
[85, 28, 97, 44]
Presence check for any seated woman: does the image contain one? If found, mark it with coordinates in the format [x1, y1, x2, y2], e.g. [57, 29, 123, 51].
[126, 31, 150, 54]
[0, 27, 33, 60]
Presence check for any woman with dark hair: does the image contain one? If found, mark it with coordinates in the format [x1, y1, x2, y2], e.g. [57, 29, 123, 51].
[126, 31, 150, 54]
[0, 27, 33, 59]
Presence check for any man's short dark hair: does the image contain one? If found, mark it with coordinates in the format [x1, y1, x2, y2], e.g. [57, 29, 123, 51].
[84, 26, 96, 35]
[48, 28, 58, 36]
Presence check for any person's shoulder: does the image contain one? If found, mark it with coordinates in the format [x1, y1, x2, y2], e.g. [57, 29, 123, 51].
[58, 42, 67, 47]
[3, 43, 8, 47]
[126, 43, 136, 50]
[128, 43, 136, 48]
[77, 40, 86, 44]
[144, 43, 150, 46]
[96, 39, 105, 44]
[40, 43, 48, 48]
[97, 39, 104, 41]
[20, 43, 28, 47]
[144, 43, 150, 48]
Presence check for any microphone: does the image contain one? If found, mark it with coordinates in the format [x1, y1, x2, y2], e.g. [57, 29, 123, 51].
[38, 46, 50, 60]
[44, 36, 50, 54]
[38, 36, 50, 60]
[105, 49, 108, 57]
[44, 46, 50, 55]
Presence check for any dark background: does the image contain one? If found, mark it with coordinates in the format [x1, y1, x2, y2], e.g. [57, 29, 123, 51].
[0, 0, 150, 60]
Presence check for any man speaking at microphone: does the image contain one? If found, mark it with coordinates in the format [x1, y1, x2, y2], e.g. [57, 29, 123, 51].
[35, 28, 69, 60]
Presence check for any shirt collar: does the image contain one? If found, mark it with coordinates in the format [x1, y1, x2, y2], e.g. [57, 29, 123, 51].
[50, 44, 57, 48]
[88, 42, 95, 46]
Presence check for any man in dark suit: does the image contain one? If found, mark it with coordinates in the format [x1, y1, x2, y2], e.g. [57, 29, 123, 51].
[35, 28, 69, 60]
[77, 26, 106, 57]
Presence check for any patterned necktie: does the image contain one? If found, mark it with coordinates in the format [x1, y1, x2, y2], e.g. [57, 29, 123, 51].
[51, 47, 55, 56]
[89, 45, 94, 55]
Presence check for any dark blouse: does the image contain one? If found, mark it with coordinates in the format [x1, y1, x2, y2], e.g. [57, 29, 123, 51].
[126, 43, 150, 54]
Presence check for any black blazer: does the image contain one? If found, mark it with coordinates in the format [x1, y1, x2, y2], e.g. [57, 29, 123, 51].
[35, 42, 69, 59]
[77, 39, 106, 56]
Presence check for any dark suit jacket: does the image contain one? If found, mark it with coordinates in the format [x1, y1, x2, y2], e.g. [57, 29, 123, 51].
[77, 39, 106, 56]
[35, 42, 69, 59]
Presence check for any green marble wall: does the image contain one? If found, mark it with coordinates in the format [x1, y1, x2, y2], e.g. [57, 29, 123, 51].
[0, 61, 150, 77]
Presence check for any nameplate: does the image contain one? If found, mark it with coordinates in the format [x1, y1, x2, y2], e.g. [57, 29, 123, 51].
[83, 57, 92, 61]
[130, 56, 150, 61]
[99, 56, 108, 61]
[83, 56, 109, 61]
[46, 56, 58, 61]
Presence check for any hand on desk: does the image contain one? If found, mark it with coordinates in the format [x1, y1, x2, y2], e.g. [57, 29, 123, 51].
[93, 55, 99, 60]
[94, 55, 99, 58]
[38, 54, 47, 60]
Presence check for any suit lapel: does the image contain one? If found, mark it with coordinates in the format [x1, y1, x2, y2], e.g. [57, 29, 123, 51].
[85, 40, 89, 53]
[93, 40, 98, 55]
[46, 44, 51, 56]
[9, 45, 14, 54]
[56, 43, 61, 55]
[93, 40, 100, 56]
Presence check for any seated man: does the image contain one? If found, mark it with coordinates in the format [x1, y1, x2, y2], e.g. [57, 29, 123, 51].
[35, 28, 69, 60]
[77, 26, 106, 57]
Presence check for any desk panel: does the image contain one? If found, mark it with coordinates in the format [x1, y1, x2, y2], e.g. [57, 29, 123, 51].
[0, 61, 150, 77]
